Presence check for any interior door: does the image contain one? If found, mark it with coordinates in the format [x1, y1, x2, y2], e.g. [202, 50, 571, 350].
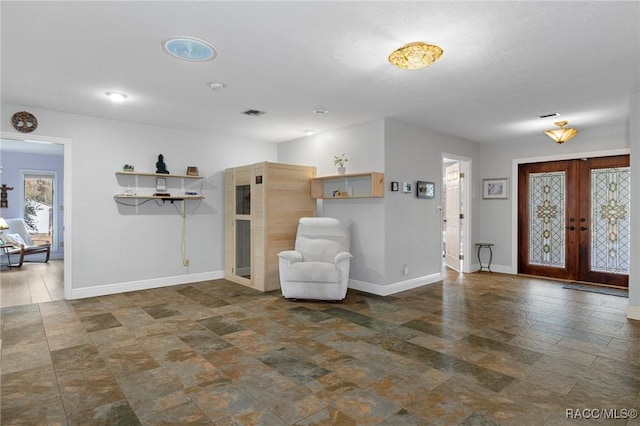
[444, 162, 461, 271]
[518, 155, 630, 287]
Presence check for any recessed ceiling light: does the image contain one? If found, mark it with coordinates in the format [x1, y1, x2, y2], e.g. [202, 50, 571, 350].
[304, 130, 315, 136]
[209, 82, 225, 91]
[313, 109, 328, 115]
[162, 36, 217, 62]
[105, 91, 128, 102]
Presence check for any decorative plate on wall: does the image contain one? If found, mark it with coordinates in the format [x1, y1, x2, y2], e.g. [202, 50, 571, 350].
[11, 111, 38, 133]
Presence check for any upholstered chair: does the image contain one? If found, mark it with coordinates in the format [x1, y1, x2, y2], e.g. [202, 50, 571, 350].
[3, 217, 51, 267]
[278, 217, 352, 301]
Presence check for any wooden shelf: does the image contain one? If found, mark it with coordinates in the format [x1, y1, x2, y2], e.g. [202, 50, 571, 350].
[114, 194, 204, 200]
[311, 172, 384, 199]
[116, 171, 203, 179]
[115, 170, 204, 205]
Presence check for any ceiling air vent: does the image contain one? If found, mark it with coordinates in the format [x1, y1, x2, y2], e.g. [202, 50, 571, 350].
[242, 109, 266, 116]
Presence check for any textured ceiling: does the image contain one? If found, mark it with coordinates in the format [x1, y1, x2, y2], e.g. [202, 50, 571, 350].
[1, 1, 639, 145]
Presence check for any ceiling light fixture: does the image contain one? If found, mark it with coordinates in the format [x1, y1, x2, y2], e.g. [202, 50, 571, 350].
[304, 130, 315, 136]
[162, 36, 217, 62]
[105, 91, 128, 102]
[242, 109, 266, 116]
[544, 120, 579, 144]
[313, 109, 328, 115]
[209, 82, 225, 91]
[388, 41, 443, 70]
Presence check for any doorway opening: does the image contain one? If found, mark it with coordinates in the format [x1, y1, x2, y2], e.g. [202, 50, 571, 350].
[442, 155, 472, 273]
[0, 132, 72, 302]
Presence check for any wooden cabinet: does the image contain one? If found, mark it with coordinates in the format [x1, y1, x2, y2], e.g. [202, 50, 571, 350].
[311, 172, 384, 199]
[224, 162, 316, 291]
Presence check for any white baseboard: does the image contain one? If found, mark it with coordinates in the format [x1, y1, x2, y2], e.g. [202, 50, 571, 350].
[71, 270, 225, 300]
[627, 305, 640, 321]
[348, 272, 443, 296]
[469, 263, 514, 274]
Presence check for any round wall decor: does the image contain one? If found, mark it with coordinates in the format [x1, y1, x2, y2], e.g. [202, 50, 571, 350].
[11, 111, 38, 133]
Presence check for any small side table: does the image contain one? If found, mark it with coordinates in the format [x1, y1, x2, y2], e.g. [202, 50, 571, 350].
[476, 243, 494, 273]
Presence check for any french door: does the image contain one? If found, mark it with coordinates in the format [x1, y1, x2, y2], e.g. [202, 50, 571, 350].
[518, 155, 630, 287]
[22, 171, 57, 250]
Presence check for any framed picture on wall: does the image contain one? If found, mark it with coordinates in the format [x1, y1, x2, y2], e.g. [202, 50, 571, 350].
[391, 181, 399, 192]
[402, 182, 412, 193]
[417, 181, 435, 199]
[483, 178, 509, 199]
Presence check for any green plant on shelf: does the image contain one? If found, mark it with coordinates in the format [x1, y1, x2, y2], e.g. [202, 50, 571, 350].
[333, 153, 348, 167]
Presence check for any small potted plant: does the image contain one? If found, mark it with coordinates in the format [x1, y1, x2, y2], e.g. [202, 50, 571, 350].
[333, 153, 348, 175]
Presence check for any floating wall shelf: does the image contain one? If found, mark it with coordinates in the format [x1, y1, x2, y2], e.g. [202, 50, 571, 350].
[311, 172, 384, 199]
[114, 171, 205, 205]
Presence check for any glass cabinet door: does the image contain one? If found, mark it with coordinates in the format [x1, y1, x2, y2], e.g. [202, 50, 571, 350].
[235, 218, 251, 279]
[235, 183, 251, 279]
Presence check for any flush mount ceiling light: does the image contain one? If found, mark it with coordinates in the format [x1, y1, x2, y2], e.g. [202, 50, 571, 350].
[388, 41, 443, 70]
[162, 36, 217, 62]
[544, 120, 579, 144]
[105, 91, 128, 102]
[208, 82, 225, 91]
[313, 109, 328, 115]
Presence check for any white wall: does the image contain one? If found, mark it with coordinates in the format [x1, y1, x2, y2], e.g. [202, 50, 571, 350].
[1, 103, 277, 297]
[628, 93, 640, 320]
[278, 118, 479, 293]
[278, 120, 385, 176]
[477, 124, 629, 270]
[278, 119, 387, 286]
[384, 119, 479, 286]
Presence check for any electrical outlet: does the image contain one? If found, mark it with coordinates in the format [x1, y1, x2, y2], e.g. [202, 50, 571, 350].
[183, 259, 189, 266]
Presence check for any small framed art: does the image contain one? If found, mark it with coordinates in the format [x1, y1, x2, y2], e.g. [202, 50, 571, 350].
[402, 182, 412, 193]
[391, 181, 399, 192]
[482, 178, 509, 199]
[417, 181, 435, 199]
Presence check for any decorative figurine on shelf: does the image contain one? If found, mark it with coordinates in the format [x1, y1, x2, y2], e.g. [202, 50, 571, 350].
[123, 164, 134, 172]
[155, 154, 169, 174]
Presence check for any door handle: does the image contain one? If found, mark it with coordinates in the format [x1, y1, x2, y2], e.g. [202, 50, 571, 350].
[566, 226, 575, 231]
[580, 226, 589, 231]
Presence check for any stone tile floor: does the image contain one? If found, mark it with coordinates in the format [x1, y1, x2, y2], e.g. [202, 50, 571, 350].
[1, 271, 639, 425]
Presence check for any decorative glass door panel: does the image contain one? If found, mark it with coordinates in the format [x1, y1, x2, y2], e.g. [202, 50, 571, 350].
[518, 155, 629, 287]
[590, 167, 630, 274]
[528, 171, 566, 268]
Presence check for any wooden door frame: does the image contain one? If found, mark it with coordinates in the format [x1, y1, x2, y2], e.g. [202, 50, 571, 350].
[1, 131, 72, 300]
[510, 148, 630, 275]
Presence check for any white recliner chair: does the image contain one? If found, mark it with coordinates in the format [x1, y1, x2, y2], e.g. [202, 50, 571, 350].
[278, 217, 352, 301]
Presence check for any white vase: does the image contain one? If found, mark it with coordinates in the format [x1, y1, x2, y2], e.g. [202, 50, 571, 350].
[337, 166, 346, 175]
